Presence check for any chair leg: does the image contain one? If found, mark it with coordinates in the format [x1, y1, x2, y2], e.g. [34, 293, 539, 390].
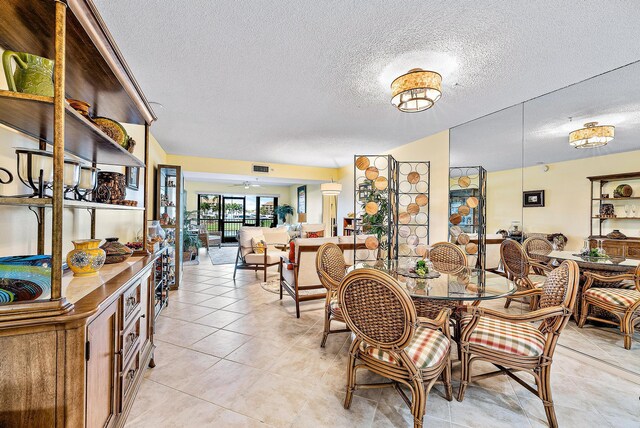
[344, 349, 357, 409]
[457, 351, 471, 401]
[410, 378, 426, 428]
[504, 297, 512, 309]
[539, 366, 558, 428]
[622, 315, 633, 350]
[577, 299, 589, 328]
[442, 360, 453, 402]
[263, 267, 267, 282]
[321, 309, 331, 348]
[528, 294, 539, 311]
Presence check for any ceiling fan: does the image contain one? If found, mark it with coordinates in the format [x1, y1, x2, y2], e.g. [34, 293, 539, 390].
[229, 179, 261, 189]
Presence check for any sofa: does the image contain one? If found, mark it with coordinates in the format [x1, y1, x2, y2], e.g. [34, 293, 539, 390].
[279, 235, 373, 317]
[234, 226, 291, 281]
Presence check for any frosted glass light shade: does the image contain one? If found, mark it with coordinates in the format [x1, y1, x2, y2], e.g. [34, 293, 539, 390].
[391, 68, 442, 113]
[63, 160, 81, 188]
[16, 148, 54, 186]
[321, 182, 342, 195]
[78, 166, 98, 190]
[569, 122, 614, 149]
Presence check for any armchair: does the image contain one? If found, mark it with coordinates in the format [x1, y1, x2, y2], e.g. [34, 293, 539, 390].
[316, 243, 349, 347]
[578, 265, 640, 350]
[233, 227, 289, 282]
[457, 260, 579, 428]
[339, 268, 452, 428]
[501, 239, 552, 310]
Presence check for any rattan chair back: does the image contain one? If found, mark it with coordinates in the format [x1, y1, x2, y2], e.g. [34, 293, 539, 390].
[339, 269, 416, 351]
[523, 237, 553, 264]
[428, 242, 467, 274]
[538, 260, 579, 334]
[316, 243, 347, 291]
[500, 239, 530, 280]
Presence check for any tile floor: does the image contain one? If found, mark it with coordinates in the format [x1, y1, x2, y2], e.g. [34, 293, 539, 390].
[126, 253, 640, 427]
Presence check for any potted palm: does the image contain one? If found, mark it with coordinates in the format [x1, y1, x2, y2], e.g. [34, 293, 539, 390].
[182, 210, 202, 261]
[274, 204, 294, 225]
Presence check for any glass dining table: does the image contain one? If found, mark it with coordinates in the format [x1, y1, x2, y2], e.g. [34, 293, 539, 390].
[347, 260, 517, 304]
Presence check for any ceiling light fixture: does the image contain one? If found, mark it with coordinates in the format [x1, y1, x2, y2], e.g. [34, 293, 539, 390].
[391, 68, 442, 113]
[569, 122, 614, 149]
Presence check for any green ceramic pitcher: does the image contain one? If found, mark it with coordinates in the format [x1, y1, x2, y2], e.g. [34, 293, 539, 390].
[2, 51, 54, 97]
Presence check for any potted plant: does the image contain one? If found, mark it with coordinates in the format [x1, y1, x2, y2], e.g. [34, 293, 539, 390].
[182, 210, 202, 261]
[361, 179, 389, 259]
[274, 204, 294, 225]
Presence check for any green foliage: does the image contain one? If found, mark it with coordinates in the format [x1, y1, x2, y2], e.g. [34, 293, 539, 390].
[274, 204, 294, 223]
[360, 179, 389, 251]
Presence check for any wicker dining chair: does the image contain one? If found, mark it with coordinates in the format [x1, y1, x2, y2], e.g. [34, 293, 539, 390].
[339, 269, 452, 428]
[428, 241, 467, 274]
[457, 260, 579, 428]
[501, 239, 552, 310]
[578, 264, 640, 350]
[523, 236, 554, 273]
[316, 243, 349, 348]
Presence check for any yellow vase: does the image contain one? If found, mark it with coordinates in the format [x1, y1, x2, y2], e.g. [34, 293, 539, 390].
[66, 239, 106, 277]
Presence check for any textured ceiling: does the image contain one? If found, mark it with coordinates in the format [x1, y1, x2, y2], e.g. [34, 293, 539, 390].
[451, 61, 640, 171]
[94, 0, 640, 168]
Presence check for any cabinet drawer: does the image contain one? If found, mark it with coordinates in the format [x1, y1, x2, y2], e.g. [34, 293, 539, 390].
[119, 345, 141, 412]
[122, 282, 142, 325]
[602, 243, 624, 257]
[121, 314, 142, 364]
[626, 242, 640, 259]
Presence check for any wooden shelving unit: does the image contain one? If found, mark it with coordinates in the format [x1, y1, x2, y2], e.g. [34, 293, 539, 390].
[0, 2, 161, 427]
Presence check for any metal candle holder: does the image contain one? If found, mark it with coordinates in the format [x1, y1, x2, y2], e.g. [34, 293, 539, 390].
[75, 166, 99, 201]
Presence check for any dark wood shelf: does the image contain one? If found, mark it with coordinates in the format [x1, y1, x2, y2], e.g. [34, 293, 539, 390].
[592, 197, 640, 201]
[0, 0, 155, 125]
[0, 90, 144, 167]
[0, 197, 144, 211]
[592, 217, 640, 220]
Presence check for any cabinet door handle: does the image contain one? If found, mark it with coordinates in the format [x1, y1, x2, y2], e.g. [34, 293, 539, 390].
[127, 369, 136, 380]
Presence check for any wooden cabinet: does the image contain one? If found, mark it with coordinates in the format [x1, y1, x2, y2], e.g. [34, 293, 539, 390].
[86, 299, 119, 428]
[589, 238, 640, 260]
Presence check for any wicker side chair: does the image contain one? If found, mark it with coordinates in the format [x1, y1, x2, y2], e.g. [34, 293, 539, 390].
[339, 269, 452, 428]
[428, 241, 467, 274]
[578, 265, 640, 350]
[523, 236, 554, 273]
[501, 239, 552, 310]
[316, 243, 349, 348]
[457, 260, 579, 428]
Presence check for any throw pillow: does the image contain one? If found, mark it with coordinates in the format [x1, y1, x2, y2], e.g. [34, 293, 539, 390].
[287, 241, 296, 270]
[307, 231, 324, 238]
[252, 235, 267, 254]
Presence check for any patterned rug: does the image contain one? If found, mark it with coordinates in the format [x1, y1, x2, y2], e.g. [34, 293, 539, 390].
[208, 245, 239, 265]
[260, 278, 281, 294]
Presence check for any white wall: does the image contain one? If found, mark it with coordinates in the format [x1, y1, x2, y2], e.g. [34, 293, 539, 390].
[289, 184, 323, 224]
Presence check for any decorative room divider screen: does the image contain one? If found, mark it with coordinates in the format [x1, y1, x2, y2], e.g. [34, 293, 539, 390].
[353, 155, 430, 264]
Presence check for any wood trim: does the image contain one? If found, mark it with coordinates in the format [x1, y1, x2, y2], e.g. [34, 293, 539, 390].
[587, 171, 640, 181]
[297, 242, 367, 252]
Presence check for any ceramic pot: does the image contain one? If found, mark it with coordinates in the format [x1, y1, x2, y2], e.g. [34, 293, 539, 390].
[606, 229, 627, 240]
[100, 237, 133, 264]
[66, 239, 105, 277]
[2, 51, 54, 97]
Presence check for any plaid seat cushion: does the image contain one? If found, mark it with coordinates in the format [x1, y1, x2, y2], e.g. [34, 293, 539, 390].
[329, 297, 342, 318]
[619, 281, 638, 290]
[584, 287, 640, 308]
[461, 315, 546, 357]
[359, 326, 449, 369]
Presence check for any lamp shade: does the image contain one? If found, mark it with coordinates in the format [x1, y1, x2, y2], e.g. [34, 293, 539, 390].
[321, 182, 342, 195]
[391, 68, 442, 113]
[569, 122, 614, 149]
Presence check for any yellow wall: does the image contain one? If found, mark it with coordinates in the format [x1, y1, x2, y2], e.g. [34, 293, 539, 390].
[336, 130, 450, 242]
[487, 150, 640, 251]
[166, 154, 339, 182]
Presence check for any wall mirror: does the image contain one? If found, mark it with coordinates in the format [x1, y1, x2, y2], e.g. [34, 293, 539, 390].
[523, 61, 640, 371]
[449, 103, 524, 271]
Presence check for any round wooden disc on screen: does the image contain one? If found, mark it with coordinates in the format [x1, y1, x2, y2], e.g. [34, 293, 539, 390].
[415, 244, 428, 257]
[407, 171, 421, 184]
[365, 202, 379, 215]
[415, 194, 428, 206]
[457, 204, 470, 216]
[355, 156, 370, 170]
[457, 233, 470, 245]
[365, 236, 379, 250]
[458, 176, 471, 188]
[466, 196, 479, 208]
[407, 203, 420, 215]
[399, 212, 411, 224]
[374, 176, 388, 190]
[365, 167, 379, 180]
[465, 243, 478, 254]
[449, 213, 462, 225]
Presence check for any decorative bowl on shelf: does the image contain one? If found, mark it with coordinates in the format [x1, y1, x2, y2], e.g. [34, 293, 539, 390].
[606, 229, 627, 240]
[614, 184, 633, 198]
[100, 237, 133, 264]
[0, 255, 52, 303]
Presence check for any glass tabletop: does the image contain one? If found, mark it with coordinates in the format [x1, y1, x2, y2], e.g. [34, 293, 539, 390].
[347, 260, 517, 301]
[546, 250, 639, 268]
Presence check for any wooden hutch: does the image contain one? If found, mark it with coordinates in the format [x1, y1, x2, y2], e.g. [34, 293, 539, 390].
[588, 171, 640, 259]
[0, 1, 161, 427]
